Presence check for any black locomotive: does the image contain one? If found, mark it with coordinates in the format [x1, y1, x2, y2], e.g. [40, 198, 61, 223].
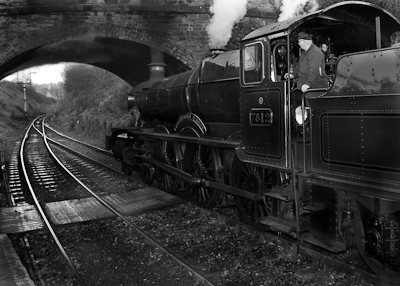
[107, 2, 400, 282]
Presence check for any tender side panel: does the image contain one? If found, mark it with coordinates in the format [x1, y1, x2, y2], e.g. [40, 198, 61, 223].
[310, 95, 400, 187]
[321, 115, 400, 171]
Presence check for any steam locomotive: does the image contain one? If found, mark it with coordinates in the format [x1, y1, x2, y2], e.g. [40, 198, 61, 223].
[107, 1, 400, 282]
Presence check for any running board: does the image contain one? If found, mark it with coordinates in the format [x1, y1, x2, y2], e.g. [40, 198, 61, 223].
[302, 234, 346, 253]
[259, 216, 297, 237]
[263, 185, 294, 202]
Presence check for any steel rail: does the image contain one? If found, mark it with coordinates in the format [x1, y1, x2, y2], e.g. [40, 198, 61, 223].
[0, 137, 12, 205]
[39, 117, 217, 286]
[44, 123, 113, 155]
[20, 116, 86, 285]
[43, 134, 124, 176]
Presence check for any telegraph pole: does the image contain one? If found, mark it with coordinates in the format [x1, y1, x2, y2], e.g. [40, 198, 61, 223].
[16, 71, 36, 119]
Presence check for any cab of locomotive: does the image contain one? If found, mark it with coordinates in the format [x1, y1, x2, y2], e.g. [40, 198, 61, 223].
[237, 2, 400, 172]
[238, 29, 309, 171]
[237, 3, 400, 281]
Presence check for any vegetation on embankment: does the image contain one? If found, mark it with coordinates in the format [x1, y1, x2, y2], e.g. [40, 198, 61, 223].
[0, 63, 132, 146]
[52, 64, 133, 141]
[0, 80, 57, 140]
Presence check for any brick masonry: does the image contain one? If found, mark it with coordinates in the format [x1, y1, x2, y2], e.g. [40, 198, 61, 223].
[0, 0, 279, 85]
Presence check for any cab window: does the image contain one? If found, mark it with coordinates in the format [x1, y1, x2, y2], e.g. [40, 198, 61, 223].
[270, 39, 289, 82]
[243, 42, 263, 83]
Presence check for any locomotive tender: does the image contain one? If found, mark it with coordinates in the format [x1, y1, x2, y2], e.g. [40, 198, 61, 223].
[107, 1, 400, 282]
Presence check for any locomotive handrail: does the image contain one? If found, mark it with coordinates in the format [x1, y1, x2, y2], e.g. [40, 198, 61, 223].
[302, 92, 307, 174]
[301, 87, 329, 174]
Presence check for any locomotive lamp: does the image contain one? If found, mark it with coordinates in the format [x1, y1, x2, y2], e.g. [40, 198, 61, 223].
[295, 106, 309, 125]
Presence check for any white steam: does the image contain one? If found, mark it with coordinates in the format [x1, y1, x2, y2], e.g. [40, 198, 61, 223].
[206, 0, 248, 49]
[150, 47, 164, 64]
[278, 0, 320, 22]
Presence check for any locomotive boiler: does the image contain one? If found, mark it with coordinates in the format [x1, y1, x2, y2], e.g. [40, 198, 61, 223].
[107, 1, 400, 283]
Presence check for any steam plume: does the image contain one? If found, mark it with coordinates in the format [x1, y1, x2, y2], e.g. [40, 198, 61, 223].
[150, 47, 164, 63]
[278, 0, 319, 22]
[206, 0, 248, 49]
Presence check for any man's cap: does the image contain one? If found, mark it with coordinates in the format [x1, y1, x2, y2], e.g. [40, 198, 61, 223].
[391, 31, 400, 45]
[298, 31, 312, 40]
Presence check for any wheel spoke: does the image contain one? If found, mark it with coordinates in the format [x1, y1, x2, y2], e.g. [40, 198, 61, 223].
[203, 157, 212, 166]
[198, 150, 203, 161]
[258, 203, 266, 218]
[161, 142, 167, 153]
[254, 201, 260, 222]
[198, 188, 207, 202]
[182, 144, 220, 208]
[154, 140, 180, 193]
[232, 159, 270, 231]
[164, 174, 171, 188]
[248, 200, 255, 218]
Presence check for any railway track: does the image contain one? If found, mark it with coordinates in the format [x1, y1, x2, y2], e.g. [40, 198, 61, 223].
[9, 116, 218, 285]
[0, 116, 383, 285]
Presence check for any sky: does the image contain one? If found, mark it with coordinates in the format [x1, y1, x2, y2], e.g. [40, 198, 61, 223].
[3, 63, 66, 85]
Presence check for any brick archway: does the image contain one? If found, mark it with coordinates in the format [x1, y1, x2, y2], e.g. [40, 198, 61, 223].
[1, 22, 198, 86]
[0, 1, 278, 85]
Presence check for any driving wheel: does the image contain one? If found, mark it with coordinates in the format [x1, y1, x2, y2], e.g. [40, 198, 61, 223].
[232, 159, 273, 231]
[182, 144, 221, 208]
[153, 140, 182, 193]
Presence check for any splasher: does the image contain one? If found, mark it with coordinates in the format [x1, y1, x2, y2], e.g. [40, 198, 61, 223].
[206, 0, 248, 49]
[278, 0, 320, 22]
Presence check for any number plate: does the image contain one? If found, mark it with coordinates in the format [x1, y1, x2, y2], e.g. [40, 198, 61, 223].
[249, 108, 273, 126]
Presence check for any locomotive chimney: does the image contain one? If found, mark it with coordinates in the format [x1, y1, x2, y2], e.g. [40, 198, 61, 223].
[210, 48, 225, 55]
[148, 62, 166, 80]
[207, 47, 225, 58]
[149, 47, 166, 80]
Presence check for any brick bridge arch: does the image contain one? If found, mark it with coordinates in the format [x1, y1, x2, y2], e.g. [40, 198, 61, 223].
[0, 1, 278, 86]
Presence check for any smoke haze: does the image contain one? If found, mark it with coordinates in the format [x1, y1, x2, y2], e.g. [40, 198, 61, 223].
[150, 46, 164, 64]
[278, 0, 319, 22]
[206, 0, 248, 49]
